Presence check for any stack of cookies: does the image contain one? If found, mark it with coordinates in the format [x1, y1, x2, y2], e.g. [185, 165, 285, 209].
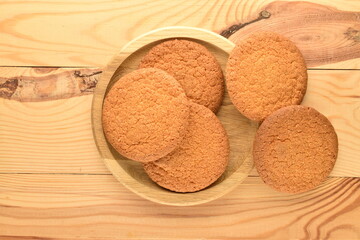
[102, 39, 229, 193]
[102, 32, 338, 194]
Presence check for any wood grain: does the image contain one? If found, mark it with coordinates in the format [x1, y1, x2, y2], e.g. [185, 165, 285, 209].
[0, 0, 359, 68]
[0, 67, 359, 177]
[0, 67, 101, 101]
[0, 174, 359, 239]
[0, 93, 108, 174]
[228, 1, 360, 69]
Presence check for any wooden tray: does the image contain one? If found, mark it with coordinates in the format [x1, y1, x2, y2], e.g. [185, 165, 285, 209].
[91, 26, 258, 206]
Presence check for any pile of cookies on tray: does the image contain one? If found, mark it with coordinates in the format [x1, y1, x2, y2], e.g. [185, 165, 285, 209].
[102, 32, 338, 194]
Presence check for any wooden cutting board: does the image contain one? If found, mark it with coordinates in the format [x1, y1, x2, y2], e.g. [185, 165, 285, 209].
[0, 0, 359, 239]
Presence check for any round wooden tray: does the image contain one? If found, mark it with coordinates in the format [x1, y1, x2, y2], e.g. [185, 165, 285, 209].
[92, 26, 258, 206]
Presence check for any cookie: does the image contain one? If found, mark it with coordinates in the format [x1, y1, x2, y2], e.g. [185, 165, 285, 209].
[143, 103, 229, 192]
[253, 105, 338, 193]
[102, 68, 190, 163]
[226, 32, 308, 121]
[139, 39, 224, 112]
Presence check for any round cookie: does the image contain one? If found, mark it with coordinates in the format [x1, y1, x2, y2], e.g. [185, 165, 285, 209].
[253, 105, 338, 193]
[139, 39, 224, 112]
[143, 103, 229, 192]
[226, 32, 308, 121]
[102, 68, 190, 163]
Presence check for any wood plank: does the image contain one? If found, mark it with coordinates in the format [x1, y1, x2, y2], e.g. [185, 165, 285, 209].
[0, 0, 359, 68]
[0, 174, 359, 239]
[1, 68, 359, 176]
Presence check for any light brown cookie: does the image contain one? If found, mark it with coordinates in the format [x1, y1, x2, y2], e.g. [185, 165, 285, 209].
[143, 103, 229, 192]
[139, 39, 224, 112]
[226, 32, 307, 121]
[102, 68, 190, 163]
[253, 105, 338, 193]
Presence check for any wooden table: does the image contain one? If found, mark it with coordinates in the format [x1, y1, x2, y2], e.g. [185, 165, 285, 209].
[1, 0, 359, 239]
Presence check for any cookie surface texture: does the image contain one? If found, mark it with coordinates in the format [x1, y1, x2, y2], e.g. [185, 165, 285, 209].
[143, 103, 229, 192]
[139, 39, 224, 112]
[102, 68, 189, 163]
[226, 32, 307, 121]
[253, 105, 338, 193]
